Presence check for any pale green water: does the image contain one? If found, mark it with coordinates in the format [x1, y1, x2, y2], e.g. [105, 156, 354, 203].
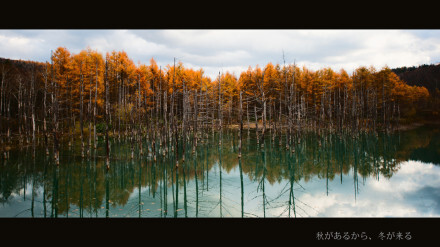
[1, 125, 439, 217]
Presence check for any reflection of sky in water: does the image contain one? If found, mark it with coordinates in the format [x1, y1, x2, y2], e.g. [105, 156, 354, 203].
[1, 124, 439, 218]
[0, 187, 40, 217]
[154, 159, 440, 217]
[1, 160, 440, 217]
[199, 159, 440, 218]
[294, 160, 440, 217]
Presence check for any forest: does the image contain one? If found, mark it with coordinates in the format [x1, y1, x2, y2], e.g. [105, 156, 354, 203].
[0, 47, 435, 167]
[392, 63, 440, 95]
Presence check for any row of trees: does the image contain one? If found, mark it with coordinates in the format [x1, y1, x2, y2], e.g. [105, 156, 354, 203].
[0, 47, 431, 163]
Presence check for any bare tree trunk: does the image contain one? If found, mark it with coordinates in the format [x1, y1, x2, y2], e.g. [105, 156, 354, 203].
[338, 85, 341, 133]
[172, 58, 178, 167]
[155, 76, 160, 160]
[238, 90, 243, 158]
[284, 69, 290, 150]
[7, 95, 11, 146]
[163, 90, 168, 156]
[246, 99, 250, 133]
[51, 52, 59, 165]
[80, 62, 85, 157]
[270, 99, 274, 141]
[352, 77, 357, 135]
[343, 84, 347, 132]
[0, 62, 9, 147]
[31, 65, 36, 158]
[182, 80, 187, 163]
[123, 77, 127, 138]
[130, 79, 135, 160]
[151, 77, 156, 161]
[254, 105, 259, 144]
[70, 72, 74, 147]
[159, 66, 163, 149]
[43, 63, 49, 156]
[382, 76, 386, 132]
[292, 62, 297, 147]
[137, 74, 143, 156]
[278, 90, 282, 146]
[0, 63, 6, 143]
[88, 73, 92, 154]
[104, 59, 110, 170]
[261, 95, 266, 148]
[330, 88, 333, 132]
[18, 75, 23, 145]
[218, 72, 222, 145]
[192, 89, 198, 154]
[94, 61, 98, 149]
[374, 89, 377, 132]
[321, 89, 325, 130]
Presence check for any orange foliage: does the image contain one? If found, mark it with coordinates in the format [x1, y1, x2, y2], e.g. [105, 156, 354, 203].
[43, 46, 431, 124]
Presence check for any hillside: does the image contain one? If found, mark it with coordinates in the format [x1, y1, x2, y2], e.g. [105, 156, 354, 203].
[392, 63, 440, 94]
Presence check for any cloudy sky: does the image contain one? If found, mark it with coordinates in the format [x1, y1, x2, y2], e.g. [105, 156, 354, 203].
[1, 29, 440, 80]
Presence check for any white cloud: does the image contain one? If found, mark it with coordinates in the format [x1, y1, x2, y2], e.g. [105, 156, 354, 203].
[333, 30, 440, 69]
[2, 29, 440, 80]
[0, 33, 45, 60]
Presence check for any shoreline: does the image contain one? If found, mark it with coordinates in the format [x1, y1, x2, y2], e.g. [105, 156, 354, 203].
[2, 120, 439, 152]
[394, 120, 440, 132]
[227, 120, 440, 132]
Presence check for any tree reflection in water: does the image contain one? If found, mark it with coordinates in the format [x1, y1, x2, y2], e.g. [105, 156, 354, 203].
[0, 125, 439, 217]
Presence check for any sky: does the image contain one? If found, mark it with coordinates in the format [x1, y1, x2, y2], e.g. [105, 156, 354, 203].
[1, 29, 440, 80]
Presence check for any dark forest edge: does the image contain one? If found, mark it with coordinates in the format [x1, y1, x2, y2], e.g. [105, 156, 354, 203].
[1, 47, 439, 166]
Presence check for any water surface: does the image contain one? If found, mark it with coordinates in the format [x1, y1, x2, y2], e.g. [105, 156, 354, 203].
[1, 125, 439, 218]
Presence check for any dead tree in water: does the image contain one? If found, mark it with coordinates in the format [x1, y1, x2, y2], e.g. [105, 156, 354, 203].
[218, 72, 222, 145]
[130, 78, 135, 160]
[69, 69, 74, 148]
[238, 90, 243, 158]
[80, 62, 85, 157]
[159, 66, 167, 156]
[284, 66, 290, 150]
[182, 79, 188, 163]
[17, 74, 23, 145]
[246, 98, 250, 134]
[154, 74, 160, 161]
[256, 72, 266, 147]
[163, 89, 168, 157]
[104, 59, 110, 170]
[254, 104, 259, 144]
[0, 62, 8, 147]
[137, 74, 143, 156]
[30, 64, 36, 157]
[88, 70, 92, 154]
[150, 76, 157, 161]
[290, 62, 296, 150]
[94, 61, 98, 149]
[43, 63, 49, 156]
[192, 88, 198, 154]
[278, 89, 282, 146]
[382, 75, 387, 132]
[171, 58, 178, 167]
[262, 93, 267, 148]
[51, 52, 60, 165]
